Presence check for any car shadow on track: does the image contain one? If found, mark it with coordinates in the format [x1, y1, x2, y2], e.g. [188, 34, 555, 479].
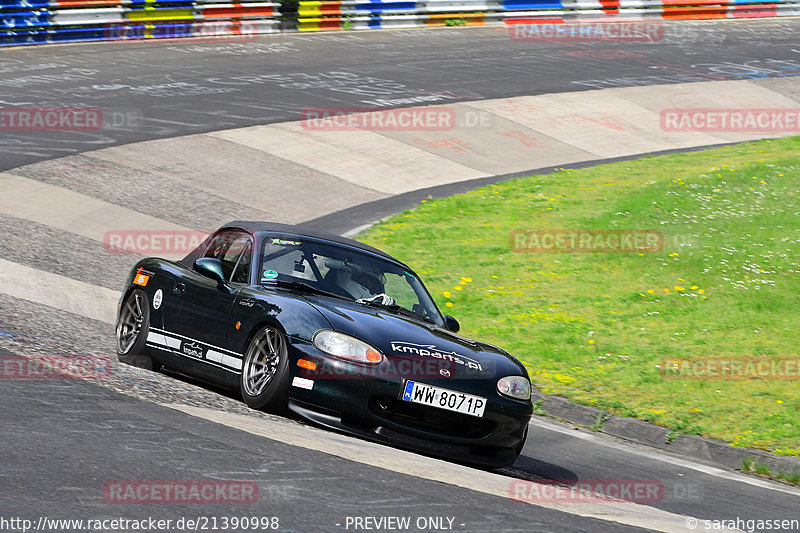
[499, 454, 579, 484]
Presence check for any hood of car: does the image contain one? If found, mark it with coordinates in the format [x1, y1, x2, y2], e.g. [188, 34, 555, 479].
[303, 296, 528, 379]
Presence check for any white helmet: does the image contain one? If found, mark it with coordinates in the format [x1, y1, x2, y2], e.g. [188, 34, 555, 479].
[335, 263, 384, 299]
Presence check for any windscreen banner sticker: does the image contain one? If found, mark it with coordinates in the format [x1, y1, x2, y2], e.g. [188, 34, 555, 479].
[153, 289, 163, 310]
[271, 238, 301, 246]
[390, 341, 483, 372]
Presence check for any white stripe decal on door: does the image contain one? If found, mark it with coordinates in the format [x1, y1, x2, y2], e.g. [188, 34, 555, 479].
[206, 349, 244, 370]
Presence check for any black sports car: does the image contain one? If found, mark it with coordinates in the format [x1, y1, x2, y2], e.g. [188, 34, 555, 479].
[116, 221, 532, 467]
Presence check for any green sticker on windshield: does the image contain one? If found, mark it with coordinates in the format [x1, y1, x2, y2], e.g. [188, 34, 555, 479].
[262, 270, 278, 279]
[271, 238, 301, 246]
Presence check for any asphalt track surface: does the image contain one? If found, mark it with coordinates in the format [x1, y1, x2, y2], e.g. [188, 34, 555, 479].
[2, 19, 800, 171]
[2, 19, 800, 533]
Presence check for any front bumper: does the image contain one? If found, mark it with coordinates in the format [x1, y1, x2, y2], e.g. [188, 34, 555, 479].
[285, 337, 533, 468]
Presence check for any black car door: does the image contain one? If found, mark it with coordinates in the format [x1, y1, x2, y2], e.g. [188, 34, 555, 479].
[160, 230, 253, 371]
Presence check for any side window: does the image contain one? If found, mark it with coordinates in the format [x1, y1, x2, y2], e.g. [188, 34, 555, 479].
[231, 241, 253, 284]
[201, 231, 251, 281]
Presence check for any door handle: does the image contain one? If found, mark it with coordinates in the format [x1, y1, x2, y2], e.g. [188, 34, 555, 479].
[173, 283, 185, 295]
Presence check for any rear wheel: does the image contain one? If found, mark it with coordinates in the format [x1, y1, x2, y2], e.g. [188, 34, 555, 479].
[116, 289, 160, 371]
[240, 326, 289, 411]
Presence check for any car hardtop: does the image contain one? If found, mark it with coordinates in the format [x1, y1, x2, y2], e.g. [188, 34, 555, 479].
[180, 220, 411, 272]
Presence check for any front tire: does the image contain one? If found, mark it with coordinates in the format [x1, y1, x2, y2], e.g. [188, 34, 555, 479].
[240, 326, 289, 411]
[116, 289, 160, 371]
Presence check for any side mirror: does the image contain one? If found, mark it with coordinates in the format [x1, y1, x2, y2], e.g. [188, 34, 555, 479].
[443, 314, 460, 333]
[194, 258, 227, 285]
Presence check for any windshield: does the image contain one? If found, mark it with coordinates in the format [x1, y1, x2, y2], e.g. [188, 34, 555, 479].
[258, 234, 443, 326]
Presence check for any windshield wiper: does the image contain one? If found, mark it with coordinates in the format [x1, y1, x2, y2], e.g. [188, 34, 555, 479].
[263, 280, 350, 301]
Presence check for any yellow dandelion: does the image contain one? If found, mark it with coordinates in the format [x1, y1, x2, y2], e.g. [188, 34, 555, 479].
[647, 289, 655, 294]
[588, 340, 595, 344]
[663, 288, 670, 293]
[491, 275, 499, 279]
[443, 291, 452, 298]
[455, 286, 463, 291]
[691, 285, 699, 290]
[777, 400, 784, 404]
[445, 302, 454, 308]
[674, 286, 684, 291]
[698, 289, 705, 294]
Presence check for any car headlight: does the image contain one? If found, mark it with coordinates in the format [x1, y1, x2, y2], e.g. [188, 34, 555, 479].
[497, 376, 531, 401]
[313, 330, 383, 365]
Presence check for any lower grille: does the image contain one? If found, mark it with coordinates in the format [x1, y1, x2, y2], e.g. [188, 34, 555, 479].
[369, 396, 494, 439]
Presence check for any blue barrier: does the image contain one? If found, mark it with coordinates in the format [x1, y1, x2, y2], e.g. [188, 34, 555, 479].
[501, 0, 562, 9]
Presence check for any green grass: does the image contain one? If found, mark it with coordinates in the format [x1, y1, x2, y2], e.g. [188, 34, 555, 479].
[743, 457, 800, 485]
[358, 136, 800, 456]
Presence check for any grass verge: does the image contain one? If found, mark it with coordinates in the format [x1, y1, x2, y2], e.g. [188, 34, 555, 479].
[358, 137, 800, 457]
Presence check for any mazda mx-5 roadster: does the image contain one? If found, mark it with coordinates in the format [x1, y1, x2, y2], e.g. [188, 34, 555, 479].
[116, 221, 532, 467]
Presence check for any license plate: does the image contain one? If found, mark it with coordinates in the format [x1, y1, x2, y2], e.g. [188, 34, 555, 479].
[401, 381, 486, 418]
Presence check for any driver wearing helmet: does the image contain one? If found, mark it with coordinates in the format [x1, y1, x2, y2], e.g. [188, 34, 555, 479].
[335, 262, 385, 300]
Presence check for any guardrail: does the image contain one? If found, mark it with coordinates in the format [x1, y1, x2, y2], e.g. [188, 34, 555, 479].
[2, 0, 799, 46]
